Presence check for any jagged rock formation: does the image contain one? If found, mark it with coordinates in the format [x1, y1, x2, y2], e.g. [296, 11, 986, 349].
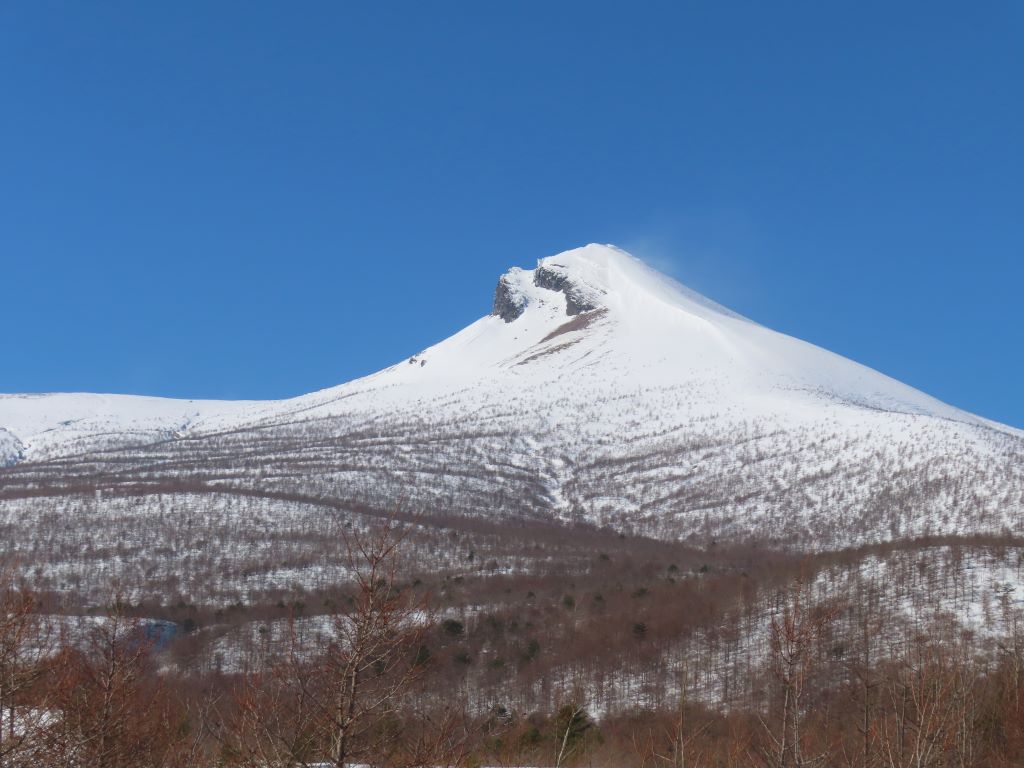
[532, 261, 602, 315]
[492, 269, 529, 322]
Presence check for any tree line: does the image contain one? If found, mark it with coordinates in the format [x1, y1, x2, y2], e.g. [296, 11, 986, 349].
[2, 524, 1024, 766]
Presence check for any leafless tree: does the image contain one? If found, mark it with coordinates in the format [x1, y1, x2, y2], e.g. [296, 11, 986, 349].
[221, 519, 440, 767]
[877, 641, 967, 768]
[0, 569, 53, 767]
[42, 596, 187, 768]
[754, 575, 837, 768]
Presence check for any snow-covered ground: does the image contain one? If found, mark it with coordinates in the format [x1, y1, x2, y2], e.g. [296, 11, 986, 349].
[0, 392, 256, 461]
[3, 244, 1016, 458]
[1, 245, 1022, 598]
[493, 545, 1024, 716]
[150, 544, 1024, 716]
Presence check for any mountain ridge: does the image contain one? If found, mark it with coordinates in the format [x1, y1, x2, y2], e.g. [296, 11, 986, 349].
[2, 244, 1023, 558]
[1, 243, 1019, 465]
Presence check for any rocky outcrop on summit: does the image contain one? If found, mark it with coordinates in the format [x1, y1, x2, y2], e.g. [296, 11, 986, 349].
[492, 270, 528, 322]
[533, 263, 601, 315]
[494, 258, 605, 321]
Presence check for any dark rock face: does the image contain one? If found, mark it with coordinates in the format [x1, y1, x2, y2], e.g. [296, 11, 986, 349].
[532, 263, 570, 293]
[492, 274, 527, 322]
[493, 263, 604, 322]
[533, 264, 599, 315]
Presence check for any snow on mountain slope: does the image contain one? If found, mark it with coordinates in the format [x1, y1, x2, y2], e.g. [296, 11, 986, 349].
[1, 244, 1022, 566]
[0, 392, 255, 460]
[198, 243, 1012, 436]
[2, 244, 1014, 454]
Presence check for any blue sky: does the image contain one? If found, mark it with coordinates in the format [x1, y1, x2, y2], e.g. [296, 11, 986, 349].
[1, 2, 1021, 427]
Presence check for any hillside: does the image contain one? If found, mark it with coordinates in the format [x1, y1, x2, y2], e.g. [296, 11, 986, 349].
[1, 244, 1022, 603]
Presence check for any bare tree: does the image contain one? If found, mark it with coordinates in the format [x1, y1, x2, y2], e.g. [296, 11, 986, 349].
[877, 641, 965, 768]
[43, 597, 186, 768]
[0, 569, 53, 767]
[635, 663, 711, 768]
[553, 698, 593, 768]
[755, 575, 836, 768]
[220, 626, 324, 767]
[222, 519, 435, 767]
[392, 706, 473, 768]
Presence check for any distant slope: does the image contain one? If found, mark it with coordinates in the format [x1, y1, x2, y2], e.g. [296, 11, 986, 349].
[0, 392, 255, 461]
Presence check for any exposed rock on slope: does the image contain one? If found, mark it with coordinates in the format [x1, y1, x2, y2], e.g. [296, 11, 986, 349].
[492, 269, 530, 323]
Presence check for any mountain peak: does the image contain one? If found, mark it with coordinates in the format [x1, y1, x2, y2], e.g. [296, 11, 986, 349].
[492, 243, 745, 325]
[491, 244, 620, 323]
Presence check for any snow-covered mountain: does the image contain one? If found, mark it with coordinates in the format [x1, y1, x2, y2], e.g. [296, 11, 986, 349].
[2, 244, 1022, 560]
[212, 242, 1012, 433]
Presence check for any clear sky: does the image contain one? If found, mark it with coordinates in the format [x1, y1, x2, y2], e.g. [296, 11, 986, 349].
[1, 2, 1021, 427]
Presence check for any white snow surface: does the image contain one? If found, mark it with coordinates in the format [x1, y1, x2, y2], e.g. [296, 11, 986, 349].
[0, 392, 255, 460]
[240, 243, 1010, 431]
[2, 243, 1014, 456]
[3, 244, 1023, 570]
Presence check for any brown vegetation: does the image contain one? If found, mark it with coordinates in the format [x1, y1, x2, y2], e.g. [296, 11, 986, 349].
[1, 524, 1023, 766]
